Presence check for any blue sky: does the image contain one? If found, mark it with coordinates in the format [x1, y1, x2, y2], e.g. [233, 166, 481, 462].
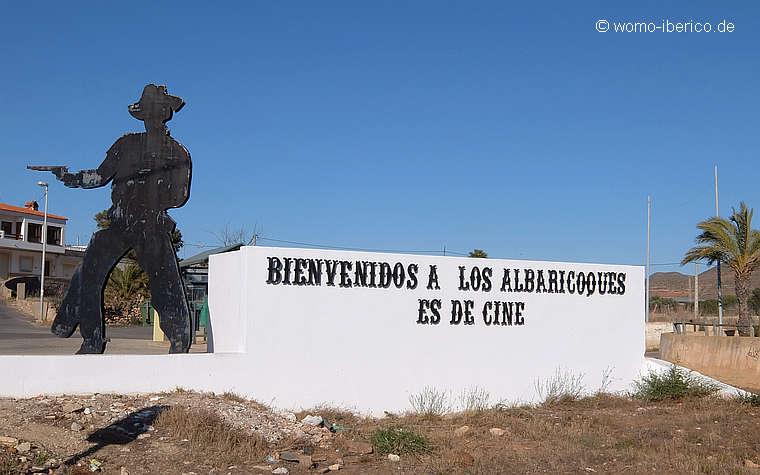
[1, 1, 758, 272]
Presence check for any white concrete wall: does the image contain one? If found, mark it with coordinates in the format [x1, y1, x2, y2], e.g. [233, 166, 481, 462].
[205, 247, 645, 411]
[0, 246, 645, 414]
[207, 250, 247, 353]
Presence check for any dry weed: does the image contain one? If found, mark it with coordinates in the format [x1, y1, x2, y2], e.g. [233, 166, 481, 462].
[154, 405, 269, 464]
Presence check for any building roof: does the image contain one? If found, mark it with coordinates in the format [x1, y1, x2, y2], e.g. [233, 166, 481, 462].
[0, 203, 67, 221]
[179, 243, 243, 268]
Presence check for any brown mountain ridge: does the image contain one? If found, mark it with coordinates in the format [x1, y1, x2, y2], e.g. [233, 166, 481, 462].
[649, 266, 760, 299]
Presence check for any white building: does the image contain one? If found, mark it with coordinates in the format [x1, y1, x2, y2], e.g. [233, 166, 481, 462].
[0, 201, 82, 282]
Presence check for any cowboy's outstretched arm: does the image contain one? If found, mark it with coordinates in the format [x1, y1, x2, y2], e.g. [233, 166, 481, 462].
[54, 142, 120, 189]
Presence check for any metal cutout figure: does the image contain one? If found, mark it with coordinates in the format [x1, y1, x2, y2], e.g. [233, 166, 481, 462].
[44, 84, 192, 354]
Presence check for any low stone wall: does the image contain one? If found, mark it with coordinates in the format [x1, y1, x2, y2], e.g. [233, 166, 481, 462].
[659, 333, 760, 392]
[2, 295, 55, 322]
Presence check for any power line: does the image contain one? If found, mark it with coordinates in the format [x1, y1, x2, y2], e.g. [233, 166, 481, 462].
[258, 236, 462, 255]
[181, 236, 472, 256]
[180, 236, 700, 267]
[182, 236, 694, 266]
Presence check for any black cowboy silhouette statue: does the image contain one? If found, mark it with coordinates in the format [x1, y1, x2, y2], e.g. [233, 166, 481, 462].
[38, 85, 192, 354]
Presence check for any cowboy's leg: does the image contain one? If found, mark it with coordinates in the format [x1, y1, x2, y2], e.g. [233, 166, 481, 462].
[52, 227, 124, 338]
[51, 264, 83, 338]
[135, 232, 190, 353]
[52, 227, 128, 353]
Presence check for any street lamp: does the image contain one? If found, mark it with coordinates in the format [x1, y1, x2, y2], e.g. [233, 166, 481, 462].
[38, 181, 48, 321]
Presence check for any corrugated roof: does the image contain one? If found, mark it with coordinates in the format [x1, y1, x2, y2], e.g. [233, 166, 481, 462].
[179, 243, 243, 268]
[0, 203, 67, 221]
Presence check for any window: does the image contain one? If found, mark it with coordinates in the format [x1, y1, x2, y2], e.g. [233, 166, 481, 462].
[0, 222, 11, 236]
[19, 256, 33, 272]
[47, 226, 61, 246]
[44, 260, 51, 277]
[27, 223, 42, 243]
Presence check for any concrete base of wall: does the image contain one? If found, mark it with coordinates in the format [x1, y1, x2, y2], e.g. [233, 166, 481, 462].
[6, 297, 54, 322]
[659, 333, 760, 393]
[646, 322, 672, 351]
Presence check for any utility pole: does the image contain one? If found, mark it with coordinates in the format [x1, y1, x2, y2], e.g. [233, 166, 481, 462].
[695, 262, 699, 319]
[646, 195, 651, 323]
[38, 182, 48, 321]
[715, 165, 723, 325]
[689, 275, 693, 315]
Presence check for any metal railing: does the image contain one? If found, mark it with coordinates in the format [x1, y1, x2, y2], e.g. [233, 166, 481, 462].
[672, 320, 757, 337]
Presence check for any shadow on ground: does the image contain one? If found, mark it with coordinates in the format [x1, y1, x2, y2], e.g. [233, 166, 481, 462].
[64, 405, 168, 467]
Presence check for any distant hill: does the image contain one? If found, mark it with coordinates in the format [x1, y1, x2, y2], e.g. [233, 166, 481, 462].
[649, 266, 760, 299]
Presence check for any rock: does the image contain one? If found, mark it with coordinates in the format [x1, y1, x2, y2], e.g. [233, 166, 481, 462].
[120, 467, 129, 475]
[70, 422, 83, 432]
[489, 428, 506, 437]
[15, 442, 31, 454]
[137, 433, 151, 440]
[346, 440, 373, 455]
[62, 402, 83, 413]
[282, 412, 297, 423]
[302, 415, 323, 426]
[454, 425, 470, 437]
[0, 436, 18, 446]
[745, 459, 760, 468]
[279, 451, 300, 462]
[318, 468, 331, 474]
[298, 455, 313, 466]
[84, 408, 92, 415]
[328, 463, 341, 471]
[272, 468, 289, 474]
[388, 454, 400, 462]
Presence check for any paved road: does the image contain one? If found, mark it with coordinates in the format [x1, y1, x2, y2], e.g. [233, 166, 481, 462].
[0, 299, 205, 354]
[0, 301, 54, 340]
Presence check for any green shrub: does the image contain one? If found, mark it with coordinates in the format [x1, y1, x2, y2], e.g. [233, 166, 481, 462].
[632, 365, 720, 401]
[371, 427, 431, 455]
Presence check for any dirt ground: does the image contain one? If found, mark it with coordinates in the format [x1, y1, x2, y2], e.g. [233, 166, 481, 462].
[2, 390, 760, 474]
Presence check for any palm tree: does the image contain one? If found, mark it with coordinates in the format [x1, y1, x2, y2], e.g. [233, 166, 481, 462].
[106, 264, 149, 301]
[682, 202, 760, 335]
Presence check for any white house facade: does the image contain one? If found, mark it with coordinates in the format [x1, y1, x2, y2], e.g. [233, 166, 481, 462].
[0, 201, 82, 282]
